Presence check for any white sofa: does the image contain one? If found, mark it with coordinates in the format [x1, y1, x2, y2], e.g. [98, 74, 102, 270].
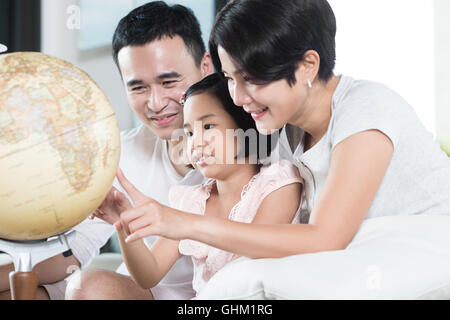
[196, 214, 450, 299]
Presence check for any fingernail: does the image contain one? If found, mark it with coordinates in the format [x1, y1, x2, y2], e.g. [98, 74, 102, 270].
[125, 235, 132, 243]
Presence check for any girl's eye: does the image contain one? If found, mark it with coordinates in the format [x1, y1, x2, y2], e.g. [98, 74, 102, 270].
[184, 131, 193, 137]
[204, 124, 214, 130]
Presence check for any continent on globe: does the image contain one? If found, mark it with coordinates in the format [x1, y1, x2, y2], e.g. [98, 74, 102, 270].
[0, 52, 121, 241]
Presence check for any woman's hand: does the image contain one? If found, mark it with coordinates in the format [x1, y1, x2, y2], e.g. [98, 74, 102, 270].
[90, 186, 132, 225]
[114, 169, 191, 243]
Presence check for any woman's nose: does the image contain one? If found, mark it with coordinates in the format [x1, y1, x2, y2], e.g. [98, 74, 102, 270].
[230, 82, 252, 107]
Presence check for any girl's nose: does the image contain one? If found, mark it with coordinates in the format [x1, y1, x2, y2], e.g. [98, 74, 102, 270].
[192, 126, 205, 148]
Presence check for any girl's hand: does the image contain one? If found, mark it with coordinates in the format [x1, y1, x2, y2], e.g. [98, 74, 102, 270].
[114, 169, 190, 243]
[90, 186, 132, 225]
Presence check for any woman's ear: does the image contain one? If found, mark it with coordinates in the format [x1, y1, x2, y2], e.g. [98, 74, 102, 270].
[296, 50, 320, 87]
[200, 52, 214, 77]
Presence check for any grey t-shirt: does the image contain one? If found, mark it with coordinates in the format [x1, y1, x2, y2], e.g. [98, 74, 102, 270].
[283, 75, 450, 221]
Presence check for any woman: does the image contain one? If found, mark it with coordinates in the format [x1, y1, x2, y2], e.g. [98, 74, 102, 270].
[199, 0, 450, 298]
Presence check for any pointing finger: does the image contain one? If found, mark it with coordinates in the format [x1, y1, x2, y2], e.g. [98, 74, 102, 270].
[116, 168, 148, 206]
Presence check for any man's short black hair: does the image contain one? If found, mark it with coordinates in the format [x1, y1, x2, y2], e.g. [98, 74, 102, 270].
[112, 1, 205, 69]
[209, 0, 336, 86]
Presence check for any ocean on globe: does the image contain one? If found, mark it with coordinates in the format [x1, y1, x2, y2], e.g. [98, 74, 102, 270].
[0, 52, 120, 241]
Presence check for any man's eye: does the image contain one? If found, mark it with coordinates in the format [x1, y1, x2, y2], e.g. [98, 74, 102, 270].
[131, 86, 145, 92]
[162, 80, 177, 86]
[204, 124, 214, 130]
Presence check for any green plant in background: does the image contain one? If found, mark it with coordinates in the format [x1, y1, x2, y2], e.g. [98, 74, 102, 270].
[439, 139, 450, 156]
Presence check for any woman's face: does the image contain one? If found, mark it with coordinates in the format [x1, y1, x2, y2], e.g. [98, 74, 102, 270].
[218, 46, 307, 134]
[183, 93, 240, 179]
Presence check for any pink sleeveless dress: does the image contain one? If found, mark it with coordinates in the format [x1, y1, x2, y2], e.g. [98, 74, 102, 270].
[168, 160, 303, 296]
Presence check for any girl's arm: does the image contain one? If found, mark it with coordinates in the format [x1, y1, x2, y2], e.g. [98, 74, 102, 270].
[115, 223, 180, 289]
[121, 129, 393, 257]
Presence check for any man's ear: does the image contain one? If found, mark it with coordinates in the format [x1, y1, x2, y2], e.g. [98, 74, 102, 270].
[200, 52, 214, 77]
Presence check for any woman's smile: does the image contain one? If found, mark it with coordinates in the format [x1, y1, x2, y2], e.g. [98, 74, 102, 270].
[244, 106, 269, 120]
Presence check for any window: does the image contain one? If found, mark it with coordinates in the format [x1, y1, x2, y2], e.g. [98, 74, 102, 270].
[329, 0, 436, 136]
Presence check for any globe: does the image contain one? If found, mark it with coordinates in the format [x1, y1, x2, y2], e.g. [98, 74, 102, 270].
[0, 52, 120, 241]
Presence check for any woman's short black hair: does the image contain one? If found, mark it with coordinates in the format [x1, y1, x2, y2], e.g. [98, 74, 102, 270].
[112, 1, 205, 69]
[209, 0, 336, 86]
[184, 73, 276, 162]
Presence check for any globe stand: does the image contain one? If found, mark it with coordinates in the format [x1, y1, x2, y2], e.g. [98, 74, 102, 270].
[0, 231, 76, 300]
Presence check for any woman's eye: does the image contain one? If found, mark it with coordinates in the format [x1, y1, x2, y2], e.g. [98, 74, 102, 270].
[224, 75, 234, 83]
[204, 124, 214, 130]
[241, 73, 255, 83]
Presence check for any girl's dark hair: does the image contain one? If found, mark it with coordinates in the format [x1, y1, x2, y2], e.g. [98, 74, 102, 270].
[112, 1, 205, 69]
[209, 0, 336, 86]
[184, 73, 276, 161]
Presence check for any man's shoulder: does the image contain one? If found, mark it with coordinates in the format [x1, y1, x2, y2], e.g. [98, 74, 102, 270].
[120, 125, 161, 150]
[121, 125, 157, 142]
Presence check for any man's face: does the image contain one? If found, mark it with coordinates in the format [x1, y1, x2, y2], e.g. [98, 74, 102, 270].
[118, 36, 206, 140]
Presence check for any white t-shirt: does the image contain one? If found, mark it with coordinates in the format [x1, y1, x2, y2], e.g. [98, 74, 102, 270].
[283, 75, 450, 221]
[71, 125, 205, 299]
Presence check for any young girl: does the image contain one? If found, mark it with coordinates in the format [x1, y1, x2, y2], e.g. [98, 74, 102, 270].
[94, 73, 303, 297]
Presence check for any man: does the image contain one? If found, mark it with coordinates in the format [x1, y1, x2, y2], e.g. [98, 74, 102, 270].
[0, 1, 212, 300]
[66, 1, 213, 300]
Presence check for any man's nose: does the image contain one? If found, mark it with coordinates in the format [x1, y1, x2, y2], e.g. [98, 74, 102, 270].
[147, 87, 168, 113]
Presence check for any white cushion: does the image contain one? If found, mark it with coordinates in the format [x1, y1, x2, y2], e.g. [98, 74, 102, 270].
[197, 214, 450, 299]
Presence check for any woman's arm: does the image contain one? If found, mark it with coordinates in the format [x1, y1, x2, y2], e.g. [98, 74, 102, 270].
[122, 130, 393, 257]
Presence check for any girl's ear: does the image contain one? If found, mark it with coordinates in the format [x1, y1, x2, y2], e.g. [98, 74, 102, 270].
[200, 52, 214, 77]
[295, 49, 320, 87]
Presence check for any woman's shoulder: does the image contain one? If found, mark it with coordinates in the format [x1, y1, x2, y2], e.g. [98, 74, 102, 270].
[329, 75, 415, 148]
[334, 75, 409, 114]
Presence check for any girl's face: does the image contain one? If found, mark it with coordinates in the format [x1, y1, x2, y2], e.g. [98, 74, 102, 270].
[217, 45, 308, 133]
[183, 93, 240, 179]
